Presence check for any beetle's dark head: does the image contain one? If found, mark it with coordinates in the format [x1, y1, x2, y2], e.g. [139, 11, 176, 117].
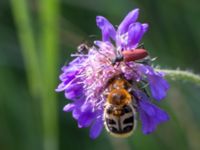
[112, 52, 124, 65]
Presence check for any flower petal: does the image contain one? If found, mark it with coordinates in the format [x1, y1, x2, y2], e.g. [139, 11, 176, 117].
[78, 111, 96, 128]
[72, 108, 81, 120]
[71, 98, 85, 119]
[96, 16, 116, 41]
[64, 89, 82, 100]
[55, 82, 68, 92]
[63, 103, 75, 112]
[118, 8, 139, 34]
[142, 23, 149, 33]
[127, 22, 143, 49]
[127, 22, 148, 49]
[137, 65, 169, 101]
[89, 117, 103, 139]
[137, 94, 169, 134]
[147, 73, 170, 101]
[59, 70, 78, 81]
[64, 82, 83, 99]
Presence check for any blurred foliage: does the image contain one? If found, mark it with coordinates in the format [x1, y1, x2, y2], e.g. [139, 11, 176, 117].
[0, 0, 200, 150]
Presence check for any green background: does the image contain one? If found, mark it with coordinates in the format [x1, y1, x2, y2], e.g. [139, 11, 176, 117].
[1, 0, 200, 150]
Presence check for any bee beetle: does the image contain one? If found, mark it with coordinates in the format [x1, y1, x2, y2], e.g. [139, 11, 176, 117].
[103, 76, 137, 137]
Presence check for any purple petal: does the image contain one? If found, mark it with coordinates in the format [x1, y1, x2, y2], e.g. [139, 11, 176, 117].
[71, 98, 85, 119]
[55, 82, 68, 92]
[135, 64, 150, 74]
[74, 102, 96, 128]
[64, 89, 82, 100]
[64, 83, 83, 99]
[72, 108, 81, 120]
[78, 111, 96, 128]
[147, 73, 170, 101]
[68, 56, 86, 66]
[63, 103, 75, 112]
[118, 8, 139, 34]
[138, 97, 169, 134]
[58, 73, 75, 83]
[142, 23, 149, 33]
[65, 83, 82, 92]
[139, 101, 156, 116]
[89, 117, 104, 139]
[127, 22, 148, 49]
[56, 73, 77, 92]
[96, 16, 116, 41]
[80, 103, 92, 112]
[137, 65, 169, 101]
[127, 22, 143, 48]
[116, 32, 128, 49]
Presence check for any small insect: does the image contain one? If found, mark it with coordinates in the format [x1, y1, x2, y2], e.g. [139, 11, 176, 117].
[111, 45, 149, 65]
[77, 43, 90, 54]
[76, 35, 98, 54]
[103, 76, 137, 137]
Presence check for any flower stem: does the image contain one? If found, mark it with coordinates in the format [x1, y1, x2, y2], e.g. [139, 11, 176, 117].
[156, 69, 200, 85]
[39, 0, 59, 150]
[10, 0, 41, 96]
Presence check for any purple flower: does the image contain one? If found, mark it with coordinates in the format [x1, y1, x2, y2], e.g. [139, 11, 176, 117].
[56, 8, 169, 139]
[96, 8, 148, 50]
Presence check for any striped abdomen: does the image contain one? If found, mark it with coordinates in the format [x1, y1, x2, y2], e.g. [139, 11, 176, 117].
[104, 104, 136, 137]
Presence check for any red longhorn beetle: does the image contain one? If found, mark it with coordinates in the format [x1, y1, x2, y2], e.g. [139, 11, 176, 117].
[122, 49, 148, 62]
[111, 48, 148, 65]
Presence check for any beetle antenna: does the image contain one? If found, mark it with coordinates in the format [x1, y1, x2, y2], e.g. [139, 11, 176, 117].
[137, 43, 144, 49]
[93, 46, 112, 63]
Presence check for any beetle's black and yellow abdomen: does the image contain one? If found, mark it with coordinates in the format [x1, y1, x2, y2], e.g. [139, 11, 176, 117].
[104, 101, 137, 137]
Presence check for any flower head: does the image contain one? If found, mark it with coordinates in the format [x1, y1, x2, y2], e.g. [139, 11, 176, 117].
[56, 8, 169, 139]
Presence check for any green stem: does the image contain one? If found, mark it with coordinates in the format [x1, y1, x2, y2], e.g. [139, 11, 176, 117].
[11, 0, 60, 150]
[156, 69, 200, 85]
[10, 0, 42, 149]
[10, 0, 41, 96]
[39, 0, 59, 150]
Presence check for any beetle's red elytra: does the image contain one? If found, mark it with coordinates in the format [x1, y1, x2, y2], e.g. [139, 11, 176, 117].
[122, 49, 148, 62]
